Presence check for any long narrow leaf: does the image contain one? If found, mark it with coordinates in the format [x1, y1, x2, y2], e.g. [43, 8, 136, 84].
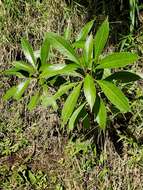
[84, 74, 96, 111]
[28, 92, 40, 111]
[45, 32, 80, 65]
[96, 52, 138, 69]
[40, 64, 80, 78]
[3, 86, 17, 100]
[14, 79, 31, 100]
[96, 98, 107, 130]
[40, 38, 50, 66]
[54, 83, 77, 100]
[61, 83, 82, 126]
[13, 61, 35, 74]
[76, 20, 94, 41]
[64, 20, 72, 40]
[84, 34, 93, 67]
[105, 71, 141, 83]
[97, 80, 130, 112]
[4, 68, 26, 78]
[68, 103, 86, 131]
[82, 109, 90, 129]
[41, 95, 58, 111]
[94, 18, 109, 62]
[21, 38, 36, 67]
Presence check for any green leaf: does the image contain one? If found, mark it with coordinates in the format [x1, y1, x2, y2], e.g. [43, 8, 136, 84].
[73, 41, 84, 49]
[34, 50, 40, 59]
[54, 83, 76, 100]
[76, 20, 94, 41]
[84, 34, 93, 67]
[40, 63, 80, 78]
[96, 52, 138, 69]
[45, 32, 80, 65]
[4, 68, 26, 78]
[97, 80, 130, 113]
[14, 79, 31, 100]
[68, 103, 86, 131]
[82, 109, 90, 129]
[3, 86, 17, 100]
[41, 95, 58, 111]
[94, 18, 109, 62]
[64, 20, 72, 40]
[40, 37, 50, 66]
[21, 38, 36, 67]
[13, 61, 35, 74]
[96, 98, 107, 130]
[93, 95, 100, 117]
[105, 71, 141, 83]
[28, 92, 40, 111]
[28, 171, 36, 184]
[61, 83, 82, 126]
[84, 74, 96, 111]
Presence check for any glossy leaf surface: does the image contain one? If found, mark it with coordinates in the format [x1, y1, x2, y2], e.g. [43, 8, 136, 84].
[21, 38, 36, 67]
[68, 103, 86, 131]
[97, 80, 130, 112]
[40, 64, 79, 78]
[28, 92, 40, 111]
[84, 34, 93, 67]
[14, 79, 31, 100]
[61, 83, 82, 126]
[96, 52, 138, 69]
[96, 98, 107, 130]
[84, 74, 96, 111]
[76, 20, 94, 41]
[94, 18, 109, 62]
[54, 83, 76, 100]
[46, 32, 80, 64]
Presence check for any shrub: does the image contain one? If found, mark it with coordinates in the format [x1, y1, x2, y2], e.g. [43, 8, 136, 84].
[3, 18, 140, 131]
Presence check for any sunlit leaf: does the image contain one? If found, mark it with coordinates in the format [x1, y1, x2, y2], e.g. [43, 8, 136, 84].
[40, 37, 50, 66]
[96, 98, 107, 130]
[3, 86, 17, 100]
[84, 74, 96, 111]
[34, 50, 40, 59]
[45, 32, 80, 65]
[94, 18, 109, 62]
[4, 68, 26, 78]
[76, 20, 94, 41]
[40, 63, 80, 78]
[61, 83, 82, 126]
[97, 80, 130, 112]
[28, 92, 40, 111]
[28, 171, 36, 184]
[64, 20, 72, 40]
[84, 34, 93, 67]
[68, 103, 86, 131]
[96, 52, 138, 69]
[21, 38, 36, 67]
[54, 83, 77, 100]
[41, 95, 58, 111]
[73, 41, 84, 49]
[13, 61, 35, 74]
[14, 79, 31, 100]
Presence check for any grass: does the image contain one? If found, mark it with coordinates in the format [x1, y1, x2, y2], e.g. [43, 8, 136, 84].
[0, 0, 143, 189]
